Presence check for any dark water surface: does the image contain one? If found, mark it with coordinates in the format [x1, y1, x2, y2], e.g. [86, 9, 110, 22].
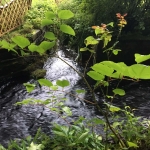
[0, 50, 150, 146]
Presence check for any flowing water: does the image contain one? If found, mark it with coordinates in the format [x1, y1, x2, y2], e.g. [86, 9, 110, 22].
[0, 50, 150, 147]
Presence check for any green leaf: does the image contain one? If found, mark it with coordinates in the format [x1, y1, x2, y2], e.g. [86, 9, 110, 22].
[80, 47, 89, 52]
[41, 19, 53, 26]
[92, 63, 114, 76]
[20, 50, 29, 56]
[28, 44, 38, 52]
[58, 10, 74, 19]
[127, 141, 138, 148]
[84, 36, 99, 46]
[112, 122, 121, 128]
[50, 85, 58, 90]
[113, 88, 125, 96]
[60, 126, 69, 135]
[1, 40, 18, 53]
[60, 24, 75, 36]
[45, 11, 56, 19]
[1, 40, 17, 51]
[28, 44, 46, 55]
[113, 49, 121, 55]
[109, 105, 121, 112]
[107, 22, 114, 27]
[76, 89, 85, 94]
[39, 41, 55, 51]
[77, 132, 89, 143]
[87, 71, 104, 81]
[56, 79, 70, 87]
[135, 53, 150, 64]
[53, 131, 66, 137]
[106, 95, 113, 99]
[23, 83, 35, 93]
[62, 106, 72, 116]
[44, 32, 57, 40]
[11, 36, 30, 49]
[128, 64, 150, 79]
[101, 33, 112, 48]
[95, 28, 105, 35]
[90, 118, 105, 125]
[101, 61, 127, 76]
[27, 142, 43, 150]
[38, 79, 53, 87]
[16, 98, 33, 105]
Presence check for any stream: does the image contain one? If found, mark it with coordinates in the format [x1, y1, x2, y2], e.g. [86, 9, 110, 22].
[0, 50, 150, 147]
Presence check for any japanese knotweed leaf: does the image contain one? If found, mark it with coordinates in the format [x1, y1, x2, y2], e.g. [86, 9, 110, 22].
[60, 24, 75, 36]
[58, 10, 74, 19]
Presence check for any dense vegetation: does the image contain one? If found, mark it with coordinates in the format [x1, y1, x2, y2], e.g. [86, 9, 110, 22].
[1, 0, 150, 150]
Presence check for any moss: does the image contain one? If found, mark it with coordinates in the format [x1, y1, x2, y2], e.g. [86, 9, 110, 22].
[23, 54, 48, 77]
[31, 69, 46, 79]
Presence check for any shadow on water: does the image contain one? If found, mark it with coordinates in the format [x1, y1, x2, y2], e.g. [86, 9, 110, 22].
[0, 50, 150, 146]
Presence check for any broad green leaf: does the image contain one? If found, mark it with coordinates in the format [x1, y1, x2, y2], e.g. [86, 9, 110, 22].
[77, 132, 89, 142]
[101, 61, 127, 74]
[38, 79, 53, 87]
[110, 72, 123, 79]
[109, 105, 121, 112]
[76, 89, 85, 94]
[28, 44, 45, 55]
[56, 80, 70, 87]
[41, 19, 53, 26]
[127, 141, 138, 148]
[95, 28, 105, 35]
[58, 10, 74, 19]
[39, 41, 55, 51]
[23, 83, 35, 93]
[84, 36, 99, 46]
[87, 71, 104, 81]
[28, 44, 38, 52]
[92, 63, 114, 76]
[135, 53, 150, 64]
[50, 85, 58, 90]
[11, 36, 30, 49]
[128, 64, 150, 79]
[113, 88, 125, 96]
[60, 24, 75, 36]
[45, 11, 56, 19]
[80, 47, 89, 51]
[1, 40, 16, 50]
[62, 106, 72, 116]
[44, 32, 57, 40]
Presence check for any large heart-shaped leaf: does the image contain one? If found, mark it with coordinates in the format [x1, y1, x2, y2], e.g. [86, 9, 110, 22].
[12, 36, 30, 49]
[58, 10, 74, 19]
[60, 24, 75, 36]
[38, 79, 53, 87]
[56, 80, 70, 87]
